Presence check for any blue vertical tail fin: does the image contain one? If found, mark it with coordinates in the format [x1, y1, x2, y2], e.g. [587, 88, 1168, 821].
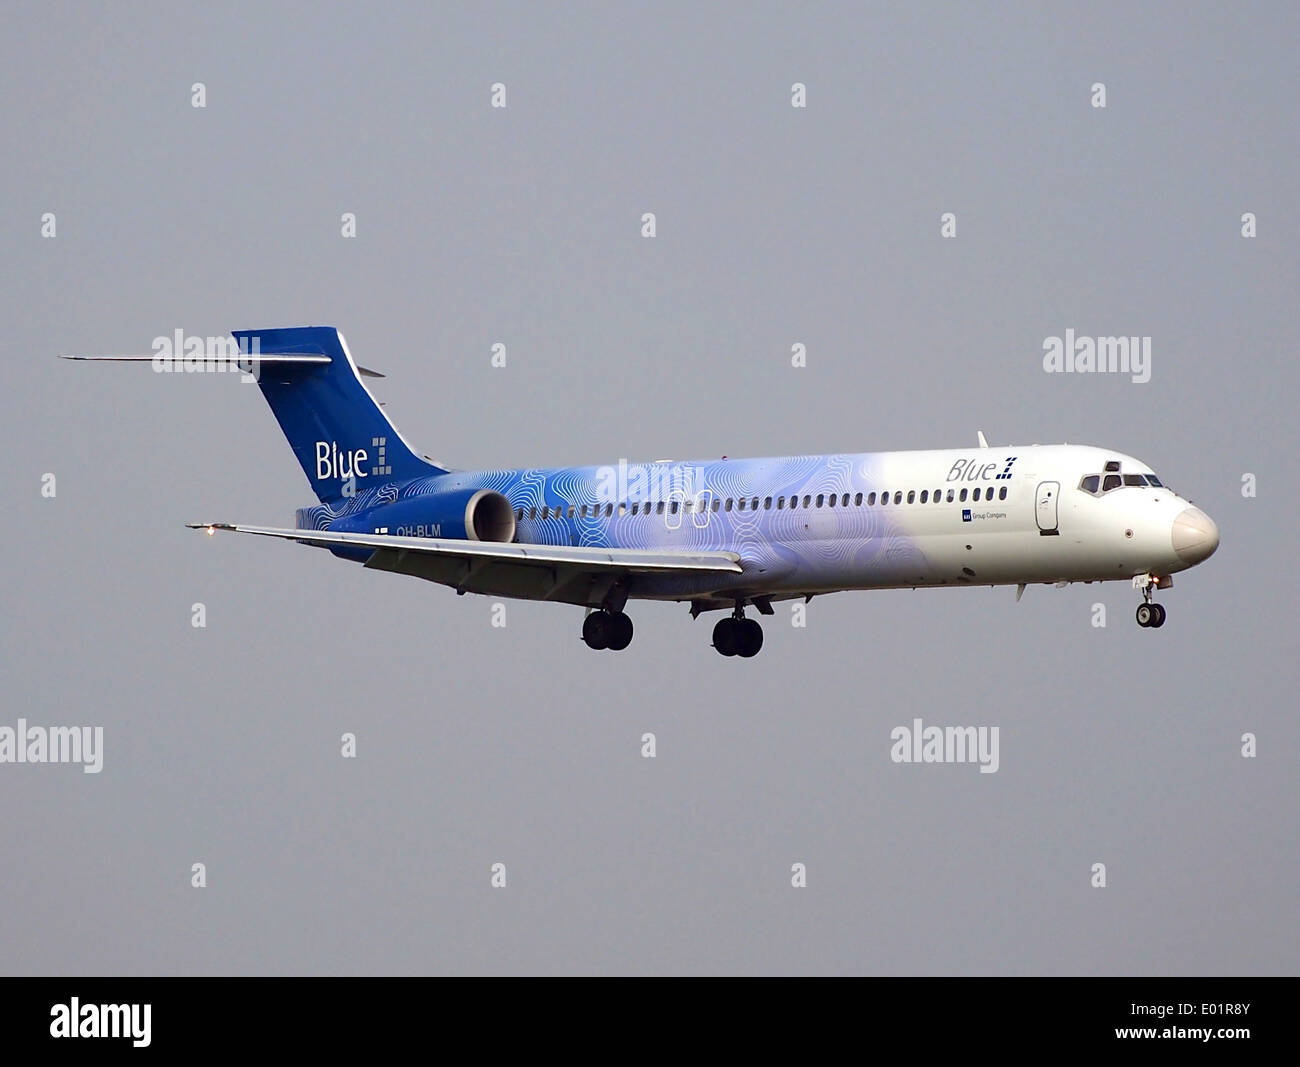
[234, 326, 446, 502]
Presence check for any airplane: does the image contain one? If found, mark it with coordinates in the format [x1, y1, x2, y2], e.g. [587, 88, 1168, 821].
[64, 326, 1220, 657]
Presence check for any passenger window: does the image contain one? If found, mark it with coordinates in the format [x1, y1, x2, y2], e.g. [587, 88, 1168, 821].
[656, 501, 665, 515]
[514, 508, 523, 521]
[906, 490, 916, 504]
[1103, 474, 1121, 492]
[528, 507, 537, 520]
[959, 489, 967, 502]
[802, 495, 811, 508]
[920, 490, 929, 503]
[816, 494, 824, 507]
[752, 497, 759, 510]
[788, 496, 797, 511]
[828, 493, 837, 507]
[777, 496, 785, 509]
[854, 492, 862, 506]
[946, 489, 954, 503]
[669, 501, 679, 514]
[712, 499, 720, 512]
[999, 486, 1007, 500]
[867, 492, 876, 505]
[738, 498, 747, 511]
[764, 497, 772, 510]
[934, 489, 942, 502]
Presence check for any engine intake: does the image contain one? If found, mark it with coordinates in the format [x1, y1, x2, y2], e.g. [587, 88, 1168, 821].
[330, 488, 516, 543]
[462, 488, 516, 542]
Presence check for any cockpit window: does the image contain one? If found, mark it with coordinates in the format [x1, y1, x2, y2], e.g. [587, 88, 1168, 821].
[1104, 460, 1121, 472]
[1081, 468, 1163, 495]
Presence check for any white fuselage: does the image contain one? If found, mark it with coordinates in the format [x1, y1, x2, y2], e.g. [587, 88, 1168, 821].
[474, 443, 1221, 602]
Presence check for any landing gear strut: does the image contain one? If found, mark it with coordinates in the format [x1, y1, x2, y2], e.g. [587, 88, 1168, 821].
[583, 609, 634, 650]
[1134, 576, 1167, 629]
[712, 604, 764, 658]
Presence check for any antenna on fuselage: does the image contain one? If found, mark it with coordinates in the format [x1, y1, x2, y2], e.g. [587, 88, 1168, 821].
[977, 430, 989, 448]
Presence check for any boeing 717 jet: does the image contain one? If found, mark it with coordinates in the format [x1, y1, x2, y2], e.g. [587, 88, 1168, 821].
[65, 327, 1220, 657]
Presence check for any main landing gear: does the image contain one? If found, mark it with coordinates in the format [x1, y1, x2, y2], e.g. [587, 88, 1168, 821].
[1134, 575, 1167, 629]
[712, 605, 764, 658]
[583, 609, 634, 651]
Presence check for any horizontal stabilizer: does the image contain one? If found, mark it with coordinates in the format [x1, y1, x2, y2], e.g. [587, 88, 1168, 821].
[60, 353, 330, 364]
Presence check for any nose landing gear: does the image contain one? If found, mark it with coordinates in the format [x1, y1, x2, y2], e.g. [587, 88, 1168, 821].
[1134, 574, 1168, 628]
[1135, 602, 1166, 628]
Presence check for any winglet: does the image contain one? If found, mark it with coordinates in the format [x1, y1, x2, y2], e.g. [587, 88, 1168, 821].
[977, 430, 989, 448]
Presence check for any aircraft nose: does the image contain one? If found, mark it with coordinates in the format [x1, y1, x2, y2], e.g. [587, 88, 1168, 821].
[1172, 506, 1220, 564]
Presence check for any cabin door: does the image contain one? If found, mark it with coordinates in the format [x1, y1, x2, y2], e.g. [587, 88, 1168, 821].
[1035, 481, 1059, 535]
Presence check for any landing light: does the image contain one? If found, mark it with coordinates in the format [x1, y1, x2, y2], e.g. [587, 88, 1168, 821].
[206, 526, 215, 536]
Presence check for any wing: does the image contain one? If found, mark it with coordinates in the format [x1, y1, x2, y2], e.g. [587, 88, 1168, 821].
[187, 522, 742, 605]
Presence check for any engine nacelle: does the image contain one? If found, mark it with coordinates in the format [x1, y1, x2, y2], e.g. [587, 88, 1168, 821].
[333, 488, 516, 543]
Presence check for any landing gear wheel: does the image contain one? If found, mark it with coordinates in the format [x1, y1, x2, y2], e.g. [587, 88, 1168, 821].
[606, 611, 634, 650]
[1150, 603, 1167, 628]
[1135, 603, 1154, 628]
[712, 617, 739, 656]
[736, 618, 764, 658]
[583, 611, 611, 649]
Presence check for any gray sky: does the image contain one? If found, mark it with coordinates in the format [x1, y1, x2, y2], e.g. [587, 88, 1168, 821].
[1, 1, 1296, 975]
